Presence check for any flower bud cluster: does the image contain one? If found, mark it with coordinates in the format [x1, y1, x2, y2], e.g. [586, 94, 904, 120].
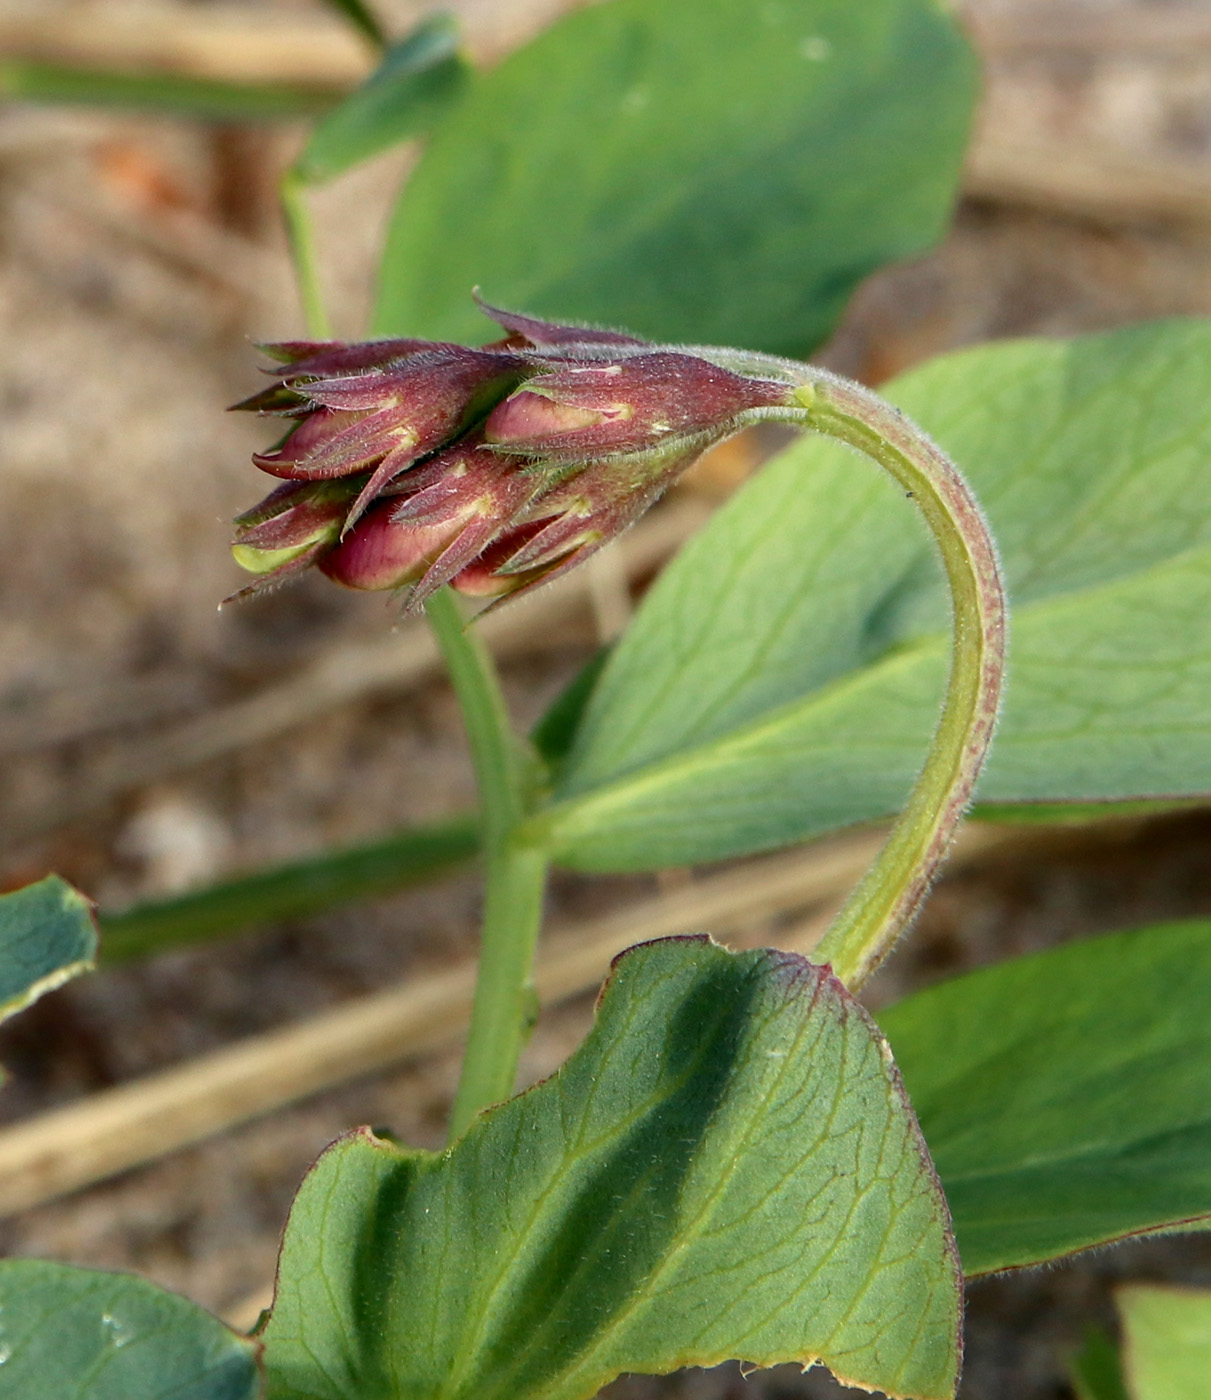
[230, 299, 794, 608]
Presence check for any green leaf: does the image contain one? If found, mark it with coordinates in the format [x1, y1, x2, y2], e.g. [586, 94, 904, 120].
[293, 15, 469, 185]
[262, 937, 960, 1400]
[536, 319, 1211, 871]
[0, 60, 340, 122]
[373, 0, 975, 354]
[0, 875, 96, 1028]
[530, 647, 611, 772]
[1071, 1327, 1130, 1400]
[0, 1260, 261, 1400]
[879, 919, 1211, 1276]
[98, 814, 478, 962]
[1118, 1285, 1211, 1400]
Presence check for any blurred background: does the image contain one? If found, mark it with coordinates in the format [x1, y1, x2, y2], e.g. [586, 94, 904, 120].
[1, 1, 1211, 1396]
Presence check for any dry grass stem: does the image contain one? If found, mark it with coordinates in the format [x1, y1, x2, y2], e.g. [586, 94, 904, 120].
[967, 136, 1211, 228]
[0, 822, 1026, 1219]
[968, 4, 1211, 57]
[0, 671, 206, 758]
[0, 6, 371, 88]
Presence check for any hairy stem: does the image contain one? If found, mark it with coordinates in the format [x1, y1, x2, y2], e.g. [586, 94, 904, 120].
[426, 588, 548, 1140]
[693, 350, 1006, 991]
[774, 372, 1004, 989]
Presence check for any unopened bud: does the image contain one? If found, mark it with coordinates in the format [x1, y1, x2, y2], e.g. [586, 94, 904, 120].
[250, 346, 528, 526]
[484, 353, 790, 462]
[229, 479, 358, 592]
[451, 440, 702, 604]
[317, 438, 540, 605]
[230, 298, 792, 611]
[450, 527, 548, 600]
[318, 498, 468, 592]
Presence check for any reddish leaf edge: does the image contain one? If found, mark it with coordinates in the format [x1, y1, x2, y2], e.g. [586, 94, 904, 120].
[963, 1212, 1211, 1282]
[259, 935, 963, 1400]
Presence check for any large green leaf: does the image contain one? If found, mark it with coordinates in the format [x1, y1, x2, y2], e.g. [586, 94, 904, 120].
[533, 319, 1211, 871]
[0, 875, 96, 1028]
[0, 1260, 261, 1400]
[1118, 1285, 1211, 1400]
[373, 0, 975, 353]
[293, 15, 469, 185]
[880, 919, 1211, 1276]
[261, 937, 960, 1400]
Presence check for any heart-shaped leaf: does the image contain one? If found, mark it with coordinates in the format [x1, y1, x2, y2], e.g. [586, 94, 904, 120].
[373, 0, 975, 354]
[535, 320, 1211, 870]
[0, 1260, 261, 1400]
[881, 918, 1211, 1276]
[261, 937, 960, 1400]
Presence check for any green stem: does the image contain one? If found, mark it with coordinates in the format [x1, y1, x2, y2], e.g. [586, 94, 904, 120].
[425, 588, 548, 1141]
[451, 839, 548, 1137]
[280, 169, 331, 339]
[695, 349, 1005, 990]
[781, 373, 1004, 989]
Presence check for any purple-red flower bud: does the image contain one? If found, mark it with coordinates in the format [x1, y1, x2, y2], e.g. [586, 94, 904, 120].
[316, 438, 540, 602]
[317, 497, 466, 593]
[229, 298, 794, 609]
[455, 440, 703, 600]
[483, 353, 790, 462]
[229, 479, 360, 595]
[249, 346, 529, 529]
[472, 293, 647, 350]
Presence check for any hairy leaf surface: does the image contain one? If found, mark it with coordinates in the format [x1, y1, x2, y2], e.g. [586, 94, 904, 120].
[0, 1260, 261, 1400]
[539, 320, 1211, 870]
[374, 0, 975, 353]
[881, 920, 1211, 1275]
[262, 937, 960, 1400]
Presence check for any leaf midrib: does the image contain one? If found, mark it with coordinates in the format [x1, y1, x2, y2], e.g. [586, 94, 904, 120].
[437, 970, 738, 1398]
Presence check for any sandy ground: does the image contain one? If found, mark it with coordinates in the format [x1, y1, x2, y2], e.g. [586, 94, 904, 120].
[1, 2, 1211, 1397]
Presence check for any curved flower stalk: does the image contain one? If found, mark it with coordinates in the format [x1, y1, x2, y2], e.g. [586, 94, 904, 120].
[230, 297, 1005, 1015]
